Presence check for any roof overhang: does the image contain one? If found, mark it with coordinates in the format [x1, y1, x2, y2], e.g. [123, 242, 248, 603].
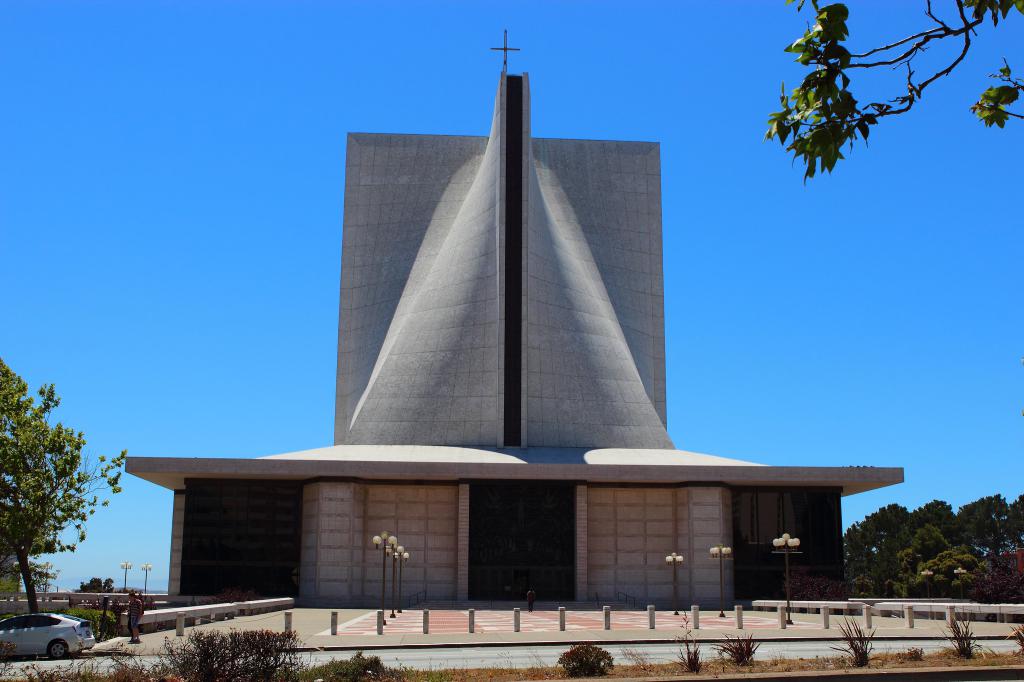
[126, 445, 902, 496]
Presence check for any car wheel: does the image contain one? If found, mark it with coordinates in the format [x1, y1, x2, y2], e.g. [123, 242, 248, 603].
[47, 639, 69, 659]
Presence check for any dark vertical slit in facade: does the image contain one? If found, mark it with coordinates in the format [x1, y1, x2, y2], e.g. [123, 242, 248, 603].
[503, 76, 523, 447]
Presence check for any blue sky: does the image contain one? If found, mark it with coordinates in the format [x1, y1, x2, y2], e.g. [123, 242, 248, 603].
[2, 1, 1021, 591]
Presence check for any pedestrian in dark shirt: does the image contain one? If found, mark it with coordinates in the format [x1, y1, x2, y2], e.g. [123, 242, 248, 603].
[127, 591, 144, 643]
[526, 588, 536, 612]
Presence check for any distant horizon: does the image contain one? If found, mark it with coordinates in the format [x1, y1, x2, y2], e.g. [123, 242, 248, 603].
[2, 0, 1021, 588]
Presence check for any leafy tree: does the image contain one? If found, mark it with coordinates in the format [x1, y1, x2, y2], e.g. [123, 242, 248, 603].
[1009, 493, 1024, 549]
[78, 577, 116, 593]
[843, 503, 912, 594]
[958, 494, 1012, 557]
[972, 555, 1024, 603]
[767, 0, 1024, 179]
[919, 546, 982, 598]
[0, 358, 126, 612]
[910, 500, 964, 547]
[911, 524, 951, 562]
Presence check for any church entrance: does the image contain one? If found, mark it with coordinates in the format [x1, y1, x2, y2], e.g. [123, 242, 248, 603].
[468, 482, 575, 601]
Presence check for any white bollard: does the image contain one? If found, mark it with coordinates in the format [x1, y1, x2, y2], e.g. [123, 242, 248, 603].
[864, 605, 873, 629]
[905, 604, 915, 629]
[647, 604, 656, 629]
[778, 606, 787, 629]
[692, 605, 700, 630]
[559, 606, 566, 631]
[175, 612, 184, 637]
[822, 607, 830, 629]
[603, 605, 611, 630]
[284, 611, 292, 633]
[330, 611, 338, 636]
[736, 605, 744, 629]
[376, 610, 384, 635]
[946, 605, 956, 626]
[514, 608, 521, 632]
[468, 608, 475, 633]
[423, 609, 429, 634]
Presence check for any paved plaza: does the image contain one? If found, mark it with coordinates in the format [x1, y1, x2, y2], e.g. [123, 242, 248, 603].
[323, 609, 813, 636]
[91, 607, 1021, 656]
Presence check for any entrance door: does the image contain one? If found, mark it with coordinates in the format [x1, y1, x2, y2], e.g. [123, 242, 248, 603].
[468, 482, 575, 601]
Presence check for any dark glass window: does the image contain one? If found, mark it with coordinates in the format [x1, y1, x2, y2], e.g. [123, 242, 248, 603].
[731, 487, 843, 599]
[469, 482, 574, 600]
[180, 479, 302, 596]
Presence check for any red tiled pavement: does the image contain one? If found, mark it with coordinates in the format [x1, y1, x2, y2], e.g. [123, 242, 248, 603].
[331, 610, 813, 635]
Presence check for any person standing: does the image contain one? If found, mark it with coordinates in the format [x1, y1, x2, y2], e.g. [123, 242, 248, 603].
[127, 591, 144, 644]
[526, 588, 536, 613]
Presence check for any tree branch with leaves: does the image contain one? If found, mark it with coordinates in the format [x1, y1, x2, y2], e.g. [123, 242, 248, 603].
[0, 358, 126, 613]
[766, 0, 1023, 179]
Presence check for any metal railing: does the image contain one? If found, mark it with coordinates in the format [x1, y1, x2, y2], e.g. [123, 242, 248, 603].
[404, 590, 428, 608]
[615, 590, 644, 610]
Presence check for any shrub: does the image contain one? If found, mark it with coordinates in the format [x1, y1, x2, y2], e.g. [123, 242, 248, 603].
[946, 619, 979, 659]
[1010, 625, 1024, 656]
[896, 647, 924, 662]
[831, 619, 873, 667]
[557, 643, 614, 677]
[0, 642, 13, 679]
[63, 608, 119, 642]
[302, 651, 404, 681]
[203, 587, 261, 604]
[971, 556, 1024, 604]
[161, 629, 301, 681]
[676, 634, 702, 673]
[714, 634, 760, 666]
[789, 568, 848, 601]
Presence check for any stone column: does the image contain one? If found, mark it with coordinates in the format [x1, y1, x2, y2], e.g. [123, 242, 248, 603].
[167, 491, 185, 595]
[457, 483, 470, 600]
[686, 487, 732, 606]
[575, 484, 588, 601]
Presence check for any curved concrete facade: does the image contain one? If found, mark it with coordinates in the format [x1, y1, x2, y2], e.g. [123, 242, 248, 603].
[335, 74, 671, 449]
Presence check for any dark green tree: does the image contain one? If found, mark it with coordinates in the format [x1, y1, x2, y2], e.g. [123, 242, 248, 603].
[78, 577, 116, 593]
[919, 547, 982, 598]
[958, 494, 1012, 557]
[910, 500, 964, 547]
[1009, 493, 1024, 549]
[0, 358, 126, 613]
[843, 503, 911, 594]
[767, 0, 1024, 178]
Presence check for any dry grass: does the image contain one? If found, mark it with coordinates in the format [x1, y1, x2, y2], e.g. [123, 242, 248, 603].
[404, 650, 1022, 681]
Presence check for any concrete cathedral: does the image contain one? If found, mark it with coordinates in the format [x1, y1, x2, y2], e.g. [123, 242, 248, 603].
[128, 72, 902, 607]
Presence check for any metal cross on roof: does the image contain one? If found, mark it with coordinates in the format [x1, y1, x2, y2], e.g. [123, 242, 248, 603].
[490, 29, 520, 73]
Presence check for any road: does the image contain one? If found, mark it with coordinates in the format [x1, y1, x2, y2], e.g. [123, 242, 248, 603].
[4, 638, 1019, 677]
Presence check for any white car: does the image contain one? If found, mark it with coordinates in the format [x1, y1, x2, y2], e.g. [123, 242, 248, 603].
[0, 613, 96, 658]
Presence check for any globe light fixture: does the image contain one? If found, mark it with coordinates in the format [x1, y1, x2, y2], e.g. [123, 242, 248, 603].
[140, 563, 153, 596]
[953, 567, 968, 600]
[119, 561, 133, 592]
[772, 534, 802, 624]
[665, 552, 684, 615]
[397, 549, 411, 614]
[372, 531, 393, 624]
[920, 568, 935, 599]
[709, 545, 733, 617]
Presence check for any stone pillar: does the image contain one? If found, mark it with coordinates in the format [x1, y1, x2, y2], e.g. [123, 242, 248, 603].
[686, 487, 732, 607]
[331, 611, 338, 635]
[647, 604, 655, 629]
[457, 483, 470, 601]
[514, 608, 521, 632]
[167, 491, 185, 595]
[822, 607, 830, 629]
[905, 604, 915, 628]
[735, 605, 744, 629]
[559, 607, 566, 631]
[603, 605, 611, 630]
[575, 484, 588, 601]
[863, 605, 872, 628]
[691, 605, 700, 629]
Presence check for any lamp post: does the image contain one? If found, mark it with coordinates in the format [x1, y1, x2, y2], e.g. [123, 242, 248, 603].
[390, 541, 400, 618]
[398, 550, 410, 613]
[665, 552, 684, 615]
[920, 569, 934, 599]
[709, 545, 733, 618]
[772, 533, 801, 625]
[120, 561, 132, 592]
[954, 567, 968, 600]
[140, 563, 153, 596]
[372, 531, 393, 624]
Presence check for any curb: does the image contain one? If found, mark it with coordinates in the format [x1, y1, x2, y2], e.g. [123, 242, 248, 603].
[588, 666, 1024, 681]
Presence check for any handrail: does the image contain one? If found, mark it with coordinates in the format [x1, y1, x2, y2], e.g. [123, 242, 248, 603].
[615, 590, 644, 610]
[404, 590, 427, 608]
